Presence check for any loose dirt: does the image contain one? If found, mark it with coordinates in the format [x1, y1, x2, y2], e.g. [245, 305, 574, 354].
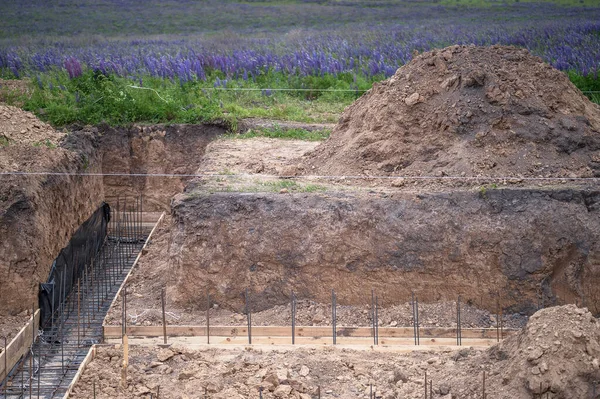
[301, 45, 600, 181]
[200, 137, 318, 177]
[0, 104, 65, 146]
[76, 305, 597, 398]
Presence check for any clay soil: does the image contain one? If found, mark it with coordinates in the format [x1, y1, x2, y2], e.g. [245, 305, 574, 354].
[76, 305, 600, 399]
[0, 104, 91, 341]
[104, 216, 526, 330]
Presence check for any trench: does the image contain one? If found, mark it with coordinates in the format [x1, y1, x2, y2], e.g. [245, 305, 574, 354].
[0, 201, 162, 398]
[2, 121, 600, 396]
[0, 123, 226, 398]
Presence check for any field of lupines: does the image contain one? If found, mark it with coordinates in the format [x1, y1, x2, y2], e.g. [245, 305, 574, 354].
[0, 0, 599, 126]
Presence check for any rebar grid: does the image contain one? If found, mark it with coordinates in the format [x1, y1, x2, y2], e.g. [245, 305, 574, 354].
[1, 197, 149, 399]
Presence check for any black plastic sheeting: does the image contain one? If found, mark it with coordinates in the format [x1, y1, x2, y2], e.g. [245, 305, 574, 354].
[39, 203, 111, 329]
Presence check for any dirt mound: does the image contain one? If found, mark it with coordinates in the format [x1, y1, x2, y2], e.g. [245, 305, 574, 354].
[439, 305, 600, 398]
[483, 304, 600, 398]
[0, 104, 64, 146]
[302, 45, 600, 179]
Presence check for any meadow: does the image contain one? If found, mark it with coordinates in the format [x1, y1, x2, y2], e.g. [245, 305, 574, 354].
[1, 0, 599, 126]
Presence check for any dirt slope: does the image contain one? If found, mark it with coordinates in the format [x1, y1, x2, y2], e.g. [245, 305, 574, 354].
[302, 45, 600, 179]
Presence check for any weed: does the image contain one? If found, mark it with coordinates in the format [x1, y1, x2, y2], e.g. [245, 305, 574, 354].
[32, 139, 56, 149]
[227, 126, 331, 141]
[0, 136, 9, 146]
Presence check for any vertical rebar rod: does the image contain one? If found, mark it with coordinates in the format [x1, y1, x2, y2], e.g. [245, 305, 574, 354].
[61, 270, 65, 374]
[20, 359, 23, 397]
[3, 336, 7, 398]
[375, 295, 379, 345]
[424, 370, 427, 399]
[91, 259, 96, 321]
[457, 295, 462, 346]
[123, 196, 128, 259]
[429, 380, 432, 399]
[496, 297, 500, 343]
[483, 371, 486, 399]
[122, 287, 126, 343]
[140, 193, 144, 239]
[332, 289, 336, 345]
[30, 303, 34, 399]
[245, 289, 252, 345]
[412, 292, 417, 346]
[500, 296, 504, 340]
[291, 291, 296, 345]
[372, 289, 376, 345]
[37, 331, 40, 399]
[416, 295, 420, 346]
[206, 291, 210, 345]
[161, 288, 167, 345]
[77, 279, 81, 347]
[28, 350, 32, 399]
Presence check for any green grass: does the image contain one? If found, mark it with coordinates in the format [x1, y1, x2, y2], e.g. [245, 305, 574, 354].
[2, 69, 599, 128]
[227, 126, 331, 141]
[0, 136, 9, 146]
[32, 139, 57, 149]
[9, 69, 369, 127]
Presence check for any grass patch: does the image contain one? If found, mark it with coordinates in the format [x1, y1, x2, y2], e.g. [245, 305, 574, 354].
[2, 68, 599, 128]
[0, 136, 10, 146]
[8, 69, 367, 127]
[253, 180, 327, 192]
[228, 126, 331, 141]
[32, 139, 57, 149]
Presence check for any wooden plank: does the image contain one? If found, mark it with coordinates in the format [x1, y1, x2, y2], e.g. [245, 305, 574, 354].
[103, 324, 516, 340]
[104, 335, 500, 349]
[62, 345, 97, 399]
[0, 310, 40, 382]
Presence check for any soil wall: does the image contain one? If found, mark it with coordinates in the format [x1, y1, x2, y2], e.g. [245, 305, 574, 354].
[0, 134, 104, 315]
[0, 123, 226, 315]
[169, 188, 600, 314]
[94, 124, 226, 211]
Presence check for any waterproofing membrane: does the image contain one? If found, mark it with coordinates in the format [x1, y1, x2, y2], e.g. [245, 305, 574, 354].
[38, 203, 110, 328]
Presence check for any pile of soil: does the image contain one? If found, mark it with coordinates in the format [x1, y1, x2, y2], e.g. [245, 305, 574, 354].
[0, 104, 64, 146]
[74, 305, 598, 399]
[301, 45, 600, 179]
[442, 304, 600, 398]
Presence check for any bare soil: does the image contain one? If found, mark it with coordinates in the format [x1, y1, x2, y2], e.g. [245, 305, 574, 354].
[0, 104, 65, 146]
[0, 313, 32, 354]
[104, 217, 527, 329]
[300, 45, 600, 181]
[77, 305, 599, 399]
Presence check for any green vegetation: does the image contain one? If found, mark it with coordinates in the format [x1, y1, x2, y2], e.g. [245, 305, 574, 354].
[12, 70, 368, 127]
[227, 126, 331, 141]
[32, 139, 57, 149]
[568, 71, 600, 104]
[0, 136, 9, 146]
[194, 178, 328, 195]
[6, 69, 598, 128]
